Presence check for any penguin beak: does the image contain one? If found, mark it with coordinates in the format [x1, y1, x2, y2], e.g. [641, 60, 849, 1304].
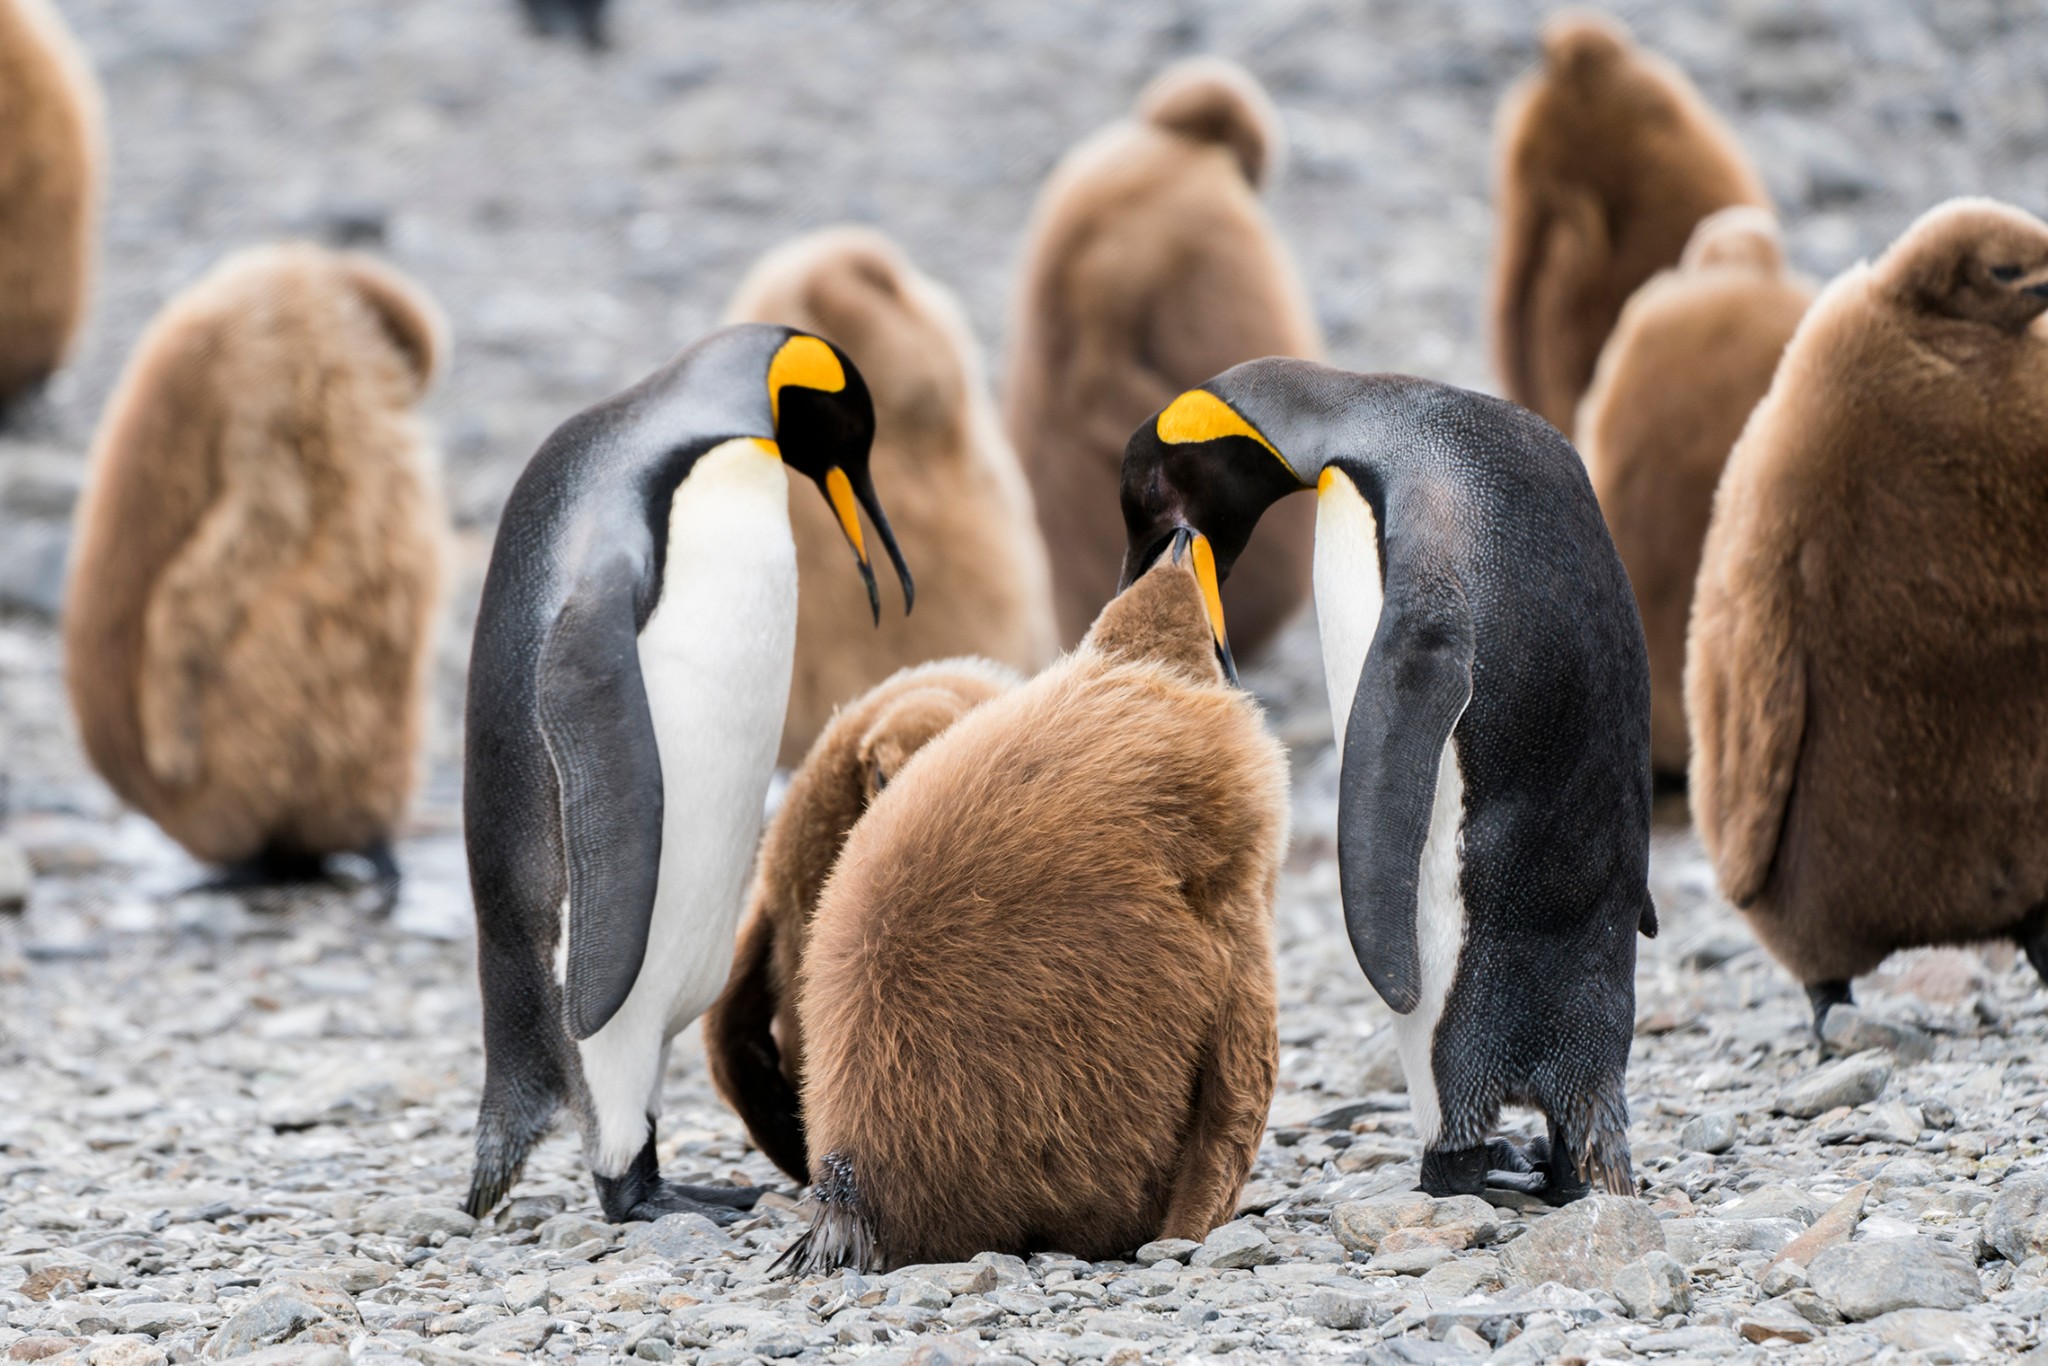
[820, 466, 915, 625]
[1171, 527, 1237, 686]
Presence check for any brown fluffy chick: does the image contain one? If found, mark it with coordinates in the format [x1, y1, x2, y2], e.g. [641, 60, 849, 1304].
[1491, 10, 1768, 438]
[1005, 57, 1322, 658]
[1577, 207, 1814, 776]
[0, 0, 104, 410]
[777, 550, 1287, 1273]
[723, 228, 1058, 766]
[1688, 198, 2048, 1029]
[703, 658, 1019, 1182]
[64, 244, 446, 884]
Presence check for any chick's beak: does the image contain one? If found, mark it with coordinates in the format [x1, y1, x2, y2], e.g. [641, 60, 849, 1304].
[821, 466, 915, 625]
[1172, 527, 1238, 686]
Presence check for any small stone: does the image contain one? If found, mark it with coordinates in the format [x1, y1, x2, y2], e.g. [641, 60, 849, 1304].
[1759, 1259, 1806, 1297]
[891, 1263, 997, 1296]
[894, 1277, 952, 1310]
[1871, 1158, 1940, 1201]
[1738, 1302, 1819, 1344]
[111, 1304, 203, 1336]
[1985, 1170, 2048, 1264]
[1821, 1005, 1935, 1062]
[1769, 1183, 1869, 1272]
[1307, 1286, 1375, 1329]
[1440, 1324, 1490, 1354]
[1611, 1251, 1691, 1320]
[1718, 1184, 1825, 1227]
[1330, 1191, 1433, 1253]
[1188, 1220, 1276, 1270]
[1677, 1110, 1738, 1155]
[1499, 1195, 1665, 1292]
[326, 1260, 397, 1295]
[902, 1337, 982, 1366]
[535, 1212, 613, 1249]
[355, 1198, 477, 1241]
[1134, 1238, 1198, 1265]
[1869, 1307, 1997, 1356]
[1366, 1244, 1453, 1275]
[495, 1194, 568, 1231]
[633, 1341, 673, 1362]
[503, 1273, 548, 1313]
[1418, 1254, 1501, 1298]
[1779, 1052, 1893, 1119]
[209, 1292, 328, 1357]
[87, 1345, 166, 1366]
[1807, 1236, 1984, 1320]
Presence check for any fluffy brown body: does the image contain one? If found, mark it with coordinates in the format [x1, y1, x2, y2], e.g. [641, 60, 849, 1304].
[1577, 207, 1813, 775]
[724, 228, 1057, 765]
[1688, 199, 2048, 986]
[0, 0, 103, 407]
[783, 556, 1287, 1272]
[703, 659, 1017, 1182]
[1004, 58, 1322, 657]
[1491, 11, 1768, 438]
[64, 244, 447, 867]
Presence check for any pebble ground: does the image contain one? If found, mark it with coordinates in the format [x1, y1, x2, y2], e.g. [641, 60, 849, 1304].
[6, 1, 2048, 1363]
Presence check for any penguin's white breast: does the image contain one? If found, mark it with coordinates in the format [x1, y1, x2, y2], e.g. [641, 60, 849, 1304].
[1314, 468, 1468, 1147]
[573, 436, 798, 1173]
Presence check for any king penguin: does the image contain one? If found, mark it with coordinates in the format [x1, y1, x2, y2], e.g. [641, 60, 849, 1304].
[1119, 359, 1655, 1202]
[463, 324, 913, 1223]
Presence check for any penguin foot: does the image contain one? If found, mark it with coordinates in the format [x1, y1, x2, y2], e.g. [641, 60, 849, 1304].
[1806, 980, 1854, 1043]
[623, 1181, 766, 1226]
[2018, 906, 2048, 988]
[180, 842, 400, 913]
[1418, 1144, 1488, 1197]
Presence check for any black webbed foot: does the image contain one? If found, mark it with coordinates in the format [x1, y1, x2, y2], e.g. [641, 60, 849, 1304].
[595, 1131, 767, 1225]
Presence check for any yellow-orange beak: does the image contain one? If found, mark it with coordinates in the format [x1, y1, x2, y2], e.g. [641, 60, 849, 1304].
[1173, 527, 1237, 685]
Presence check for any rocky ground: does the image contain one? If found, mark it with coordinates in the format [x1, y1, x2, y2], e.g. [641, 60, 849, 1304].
[8, 0, 2048, 1363]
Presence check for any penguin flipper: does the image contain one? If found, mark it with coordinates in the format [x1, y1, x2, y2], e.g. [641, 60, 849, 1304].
[702, 909, 811, 1181]
[538, 554, 665, 1041]
[1336, 561, 1475, 1015]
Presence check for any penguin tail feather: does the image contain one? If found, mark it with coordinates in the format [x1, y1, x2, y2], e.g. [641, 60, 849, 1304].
[464, 1076, 562, 1219]
[1136, 57, 1281, 188]
[771, 1151, 879, 1278]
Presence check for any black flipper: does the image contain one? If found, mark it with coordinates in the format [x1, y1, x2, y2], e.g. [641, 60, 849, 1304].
[537, 555, 665, 1041]
[1336, 558, 1475, 1014]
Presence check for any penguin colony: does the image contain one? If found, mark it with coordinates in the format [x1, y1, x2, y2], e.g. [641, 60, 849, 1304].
[1005, 57, 1323, 661]
[24, 0, 2048, 1276]
[703, 657, 1018, 1181]
[723, 229, 1058, 764]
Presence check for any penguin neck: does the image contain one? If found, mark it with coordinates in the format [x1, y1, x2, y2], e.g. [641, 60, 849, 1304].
[1312, 464, 1386, 746]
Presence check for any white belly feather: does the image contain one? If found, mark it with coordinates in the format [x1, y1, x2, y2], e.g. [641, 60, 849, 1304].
[576, 437, 797, 1174]
[1315, 468, 1468, 1147]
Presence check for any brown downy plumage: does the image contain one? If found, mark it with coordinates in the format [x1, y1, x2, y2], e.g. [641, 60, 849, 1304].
[778, 551, 1287, 1273]
[1491, 10, 1769, 438]
[64, 243, 447, 871]
[0, 0, 104, 409]
[1004, 58, 1322, 658]
[723, 228, 1058, 765]
[1577, 207, 1813, 776]
[1688, 198, 2048, 1000]
[702, 658, 1018, 1182]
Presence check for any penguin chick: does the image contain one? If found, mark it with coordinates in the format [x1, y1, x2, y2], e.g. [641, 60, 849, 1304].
[462, 325, 914, 1225]
[1687, 197, 2048, 1032]
[64, 244, 446, 891]
[1005, 57, 1322, 658]
[1491, 10, 1768, 438]
[1119, 360, 1655, 1204]
[0, 0, 104, 411]
[1576, 207, 1814, 776]
[702, 658, 1019, 1181]
[777, 549, 1287, 1273]
[724, 228, 1058, 764]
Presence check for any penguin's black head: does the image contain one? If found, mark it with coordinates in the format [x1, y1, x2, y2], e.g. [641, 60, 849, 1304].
[1117, 386, 1309, 683]
[767, 332, 915, 623]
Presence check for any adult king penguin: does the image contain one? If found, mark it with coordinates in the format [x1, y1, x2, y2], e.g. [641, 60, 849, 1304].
[463, 324, 912, 1223]
[1119, 360, 1654, 1203]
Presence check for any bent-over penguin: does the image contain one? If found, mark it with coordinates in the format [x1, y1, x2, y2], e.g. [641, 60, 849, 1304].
[1119, 359, 1654, 1202]
[463, 324, 914, 1222]
[1688, 198, 2048, 1034]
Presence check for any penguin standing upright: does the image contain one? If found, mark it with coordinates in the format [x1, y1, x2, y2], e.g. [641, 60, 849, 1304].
[1119, 360, 1654, 1202]
[463, 325, 913, 1222]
